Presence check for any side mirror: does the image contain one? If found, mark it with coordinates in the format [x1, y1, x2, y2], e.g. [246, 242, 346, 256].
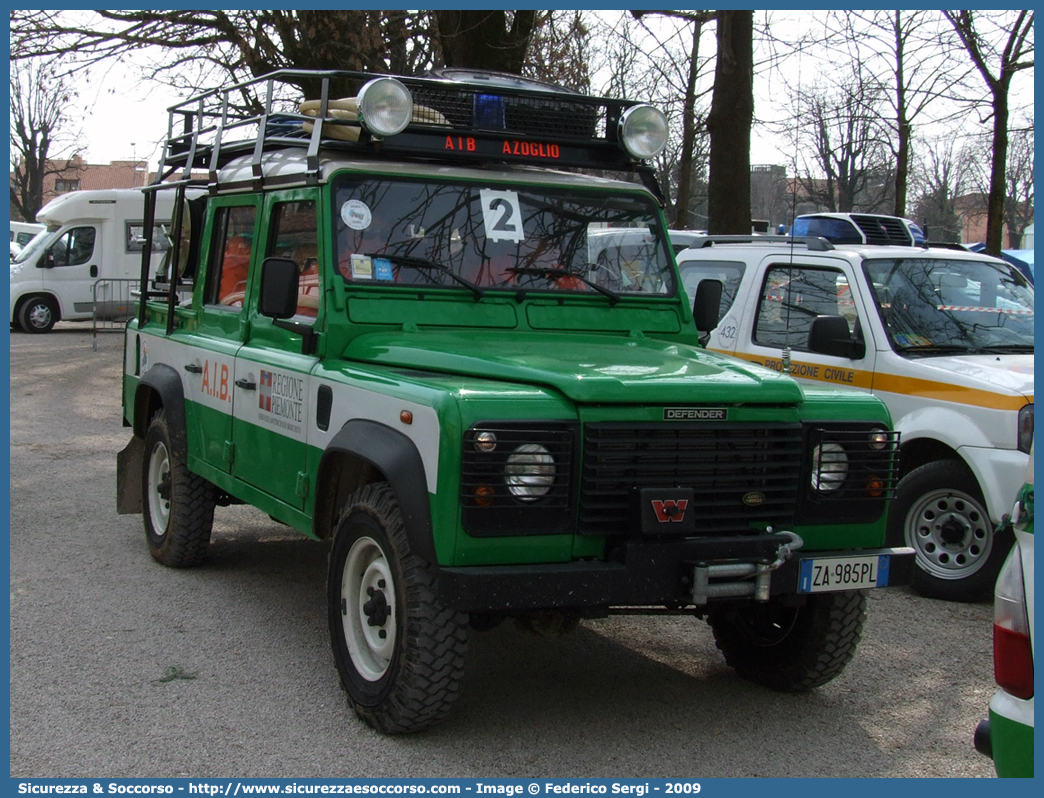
[258, 257, 299, 319]
[692, 278, 723, 333]
[809, 315, 865, 359]
[42, 252, 56, 269]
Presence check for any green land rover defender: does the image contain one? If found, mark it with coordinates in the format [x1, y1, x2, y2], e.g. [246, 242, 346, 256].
[117, 69, 914, 733]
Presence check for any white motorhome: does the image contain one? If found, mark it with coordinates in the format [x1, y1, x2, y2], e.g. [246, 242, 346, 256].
[678, 217, 1033, 601]
[10, 189, 181, 333]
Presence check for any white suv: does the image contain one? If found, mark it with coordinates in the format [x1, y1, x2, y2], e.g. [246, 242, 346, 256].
[678, 219, 1034, 601]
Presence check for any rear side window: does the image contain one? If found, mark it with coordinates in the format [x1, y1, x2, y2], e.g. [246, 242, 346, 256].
[205, 205, 258, 309]
[125, 222, 171, 253]
[677, 259, 745, 317]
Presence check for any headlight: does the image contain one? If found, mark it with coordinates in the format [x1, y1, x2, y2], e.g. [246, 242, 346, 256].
[1017, 404, 1033, 454]
[618, 104, 668, 160]
[357, 77, 414, 138]
[811, 442, 848, 492]
[505, 444, 556, 500]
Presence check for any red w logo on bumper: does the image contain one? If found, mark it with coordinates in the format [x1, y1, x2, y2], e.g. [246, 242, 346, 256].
[651, 499, 689, 523]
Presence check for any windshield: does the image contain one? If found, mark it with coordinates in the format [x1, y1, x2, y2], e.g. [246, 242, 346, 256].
[332, 176, 675, 297]
[13, 227, 57, 265]
[863, 257, 1034, 355]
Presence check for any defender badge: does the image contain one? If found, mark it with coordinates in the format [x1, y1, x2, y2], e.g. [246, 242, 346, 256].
[663, 408, 728, 421]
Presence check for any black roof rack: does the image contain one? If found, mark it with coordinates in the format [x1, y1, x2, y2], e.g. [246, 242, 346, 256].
[154, 69, 662, 196]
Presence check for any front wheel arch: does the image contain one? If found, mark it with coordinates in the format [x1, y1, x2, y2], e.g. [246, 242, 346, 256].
[314, 420, 436, 564]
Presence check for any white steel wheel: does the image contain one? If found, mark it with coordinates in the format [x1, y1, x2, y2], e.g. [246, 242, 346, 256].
[328, 482, 469, 734]
[341, 535, 397, 681]
[146, 439, 173, 537]
[140, 408, 216, 568]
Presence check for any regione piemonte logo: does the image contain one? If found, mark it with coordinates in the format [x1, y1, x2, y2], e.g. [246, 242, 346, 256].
[259, 370, 273, 412]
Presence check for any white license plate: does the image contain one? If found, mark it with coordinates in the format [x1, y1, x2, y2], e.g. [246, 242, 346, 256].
[798, 555, 891, 593]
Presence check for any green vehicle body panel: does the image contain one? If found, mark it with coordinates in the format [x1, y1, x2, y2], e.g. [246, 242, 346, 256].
[988, 709, 1034, 778]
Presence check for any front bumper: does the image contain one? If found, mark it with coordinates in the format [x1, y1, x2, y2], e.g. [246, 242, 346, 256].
[435, 534, 915, 612]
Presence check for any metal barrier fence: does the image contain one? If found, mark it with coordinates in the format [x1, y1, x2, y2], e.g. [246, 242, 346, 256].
[91, 278, 140, 350]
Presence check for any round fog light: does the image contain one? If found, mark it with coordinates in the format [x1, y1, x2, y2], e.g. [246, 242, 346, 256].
[358, 77, 414, 137]
[618, 104, 668, 160]
[811, 443, 848, 492]
[505, 444, 555, 501]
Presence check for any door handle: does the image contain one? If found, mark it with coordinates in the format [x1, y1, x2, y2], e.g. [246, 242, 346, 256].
[184, 364, 203, 374]
[235, 378, 256, 390]
[90, 265, 98, 278]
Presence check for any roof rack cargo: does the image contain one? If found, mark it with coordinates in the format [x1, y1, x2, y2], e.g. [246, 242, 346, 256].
[154, 68, 666, 198]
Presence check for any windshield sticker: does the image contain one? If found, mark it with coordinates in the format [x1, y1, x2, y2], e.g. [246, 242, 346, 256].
[374, 257, 393, 281]
[479, 189, 524, 243]
[350, 254, 373, 280]
[341, 200, 372, 230]
[893, 333, 932, 347]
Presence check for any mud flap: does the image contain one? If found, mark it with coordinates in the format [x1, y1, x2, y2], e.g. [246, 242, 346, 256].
[117, 436, 144, 514]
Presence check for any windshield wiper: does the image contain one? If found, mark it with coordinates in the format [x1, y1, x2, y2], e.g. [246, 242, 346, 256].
[506, 266, 621, 306]
[366, 254, 484, 300]
[898, 344, 982, 356]
[977, 344, 1034, 354]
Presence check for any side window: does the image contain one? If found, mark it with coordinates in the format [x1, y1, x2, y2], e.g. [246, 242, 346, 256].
[50, 227, 96, 267]
[126, 222, 171, 253]
[754, 266, 853, 351]
[205, 205, 257, 309]
[266, 200, 319, 319]
[677, 259, 746, 316]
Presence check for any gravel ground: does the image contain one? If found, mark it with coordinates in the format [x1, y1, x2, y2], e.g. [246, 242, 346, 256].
[9, 326, 997, 779]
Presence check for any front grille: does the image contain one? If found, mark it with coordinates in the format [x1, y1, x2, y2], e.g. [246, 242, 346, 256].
[579, 423, 804, 536]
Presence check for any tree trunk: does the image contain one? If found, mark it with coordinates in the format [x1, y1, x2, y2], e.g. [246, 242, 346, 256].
[984, 91, 1008, 256]
[435, 10, 537, 73]
[706, 11, 753, 235]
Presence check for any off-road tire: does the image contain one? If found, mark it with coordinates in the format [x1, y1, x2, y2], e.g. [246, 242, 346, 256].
[142, 408, 216, 567]
[18, 295, 58, 333]
[709, 590, 867, 692]
[328, 483, 468, 734]
[889, 459, 1010, 602]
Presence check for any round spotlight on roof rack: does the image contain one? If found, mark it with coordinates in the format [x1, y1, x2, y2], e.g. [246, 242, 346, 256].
[618, 104, 668, 160]
[357, 77, 414, 138]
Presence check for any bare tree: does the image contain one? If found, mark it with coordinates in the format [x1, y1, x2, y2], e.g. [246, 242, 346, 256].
[788, 68, 893, 214]
[10, 11, 547, 101]
[9, 59, 86, 222]
[1004, 120, 1034, 248]
[630, 10, 715, 228]
[910, 137, 976, 242]
[944, 10, 1034, 256]
[828, 11, 967, 218]
[524, 11, 594, 93]
[434, 10, 538, 73]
